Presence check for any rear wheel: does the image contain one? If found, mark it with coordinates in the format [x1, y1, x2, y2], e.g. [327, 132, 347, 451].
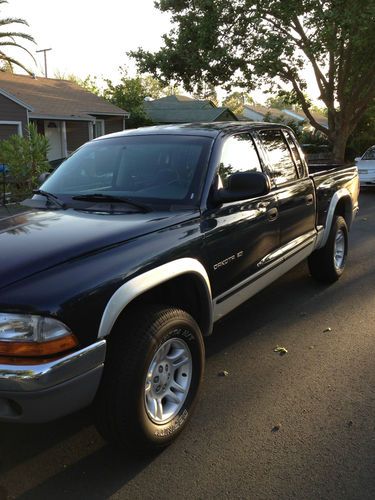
[308, 215, 348, 283]
[94, 306, 205, 453]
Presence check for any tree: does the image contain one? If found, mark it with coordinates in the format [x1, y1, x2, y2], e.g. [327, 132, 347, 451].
[131, 0, 375, 162]
[223, 91, 254, 115]
[192, 82, 219, 105]
[103, 67, 170, 128]
[54, 71, 102, 96]
[0, 0, 35, 74]
[0, 123, 50, 200]
[347, 99, 375, 159]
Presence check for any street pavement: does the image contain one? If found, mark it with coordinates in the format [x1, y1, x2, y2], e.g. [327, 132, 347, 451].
[0, 191, 374, 500]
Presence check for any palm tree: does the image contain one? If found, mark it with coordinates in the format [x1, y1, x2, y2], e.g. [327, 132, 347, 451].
[0, 0, 35, 74]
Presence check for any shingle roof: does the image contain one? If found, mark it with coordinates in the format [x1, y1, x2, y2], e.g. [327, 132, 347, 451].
[243, 104, 328, 127]
[282, 108, 328, 127]
[0, 73, 128, 119]
[243, 104, 288, 119]
[144, 95, 237, 123]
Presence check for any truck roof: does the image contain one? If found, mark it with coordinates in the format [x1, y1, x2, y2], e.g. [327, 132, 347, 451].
[95, 121, 291, 141]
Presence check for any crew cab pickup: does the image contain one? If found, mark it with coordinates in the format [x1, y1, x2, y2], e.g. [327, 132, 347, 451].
[0, 123, 359, 452]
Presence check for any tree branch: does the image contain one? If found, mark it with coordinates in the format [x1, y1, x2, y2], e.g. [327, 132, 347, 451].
[291, 15, 331, 107]
[282, 67, 330, 137]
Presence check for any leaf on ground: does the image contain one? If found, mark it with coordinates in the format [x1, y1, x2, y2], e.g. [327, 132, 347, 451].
[274, 346, 288, 355]
[218, 370, 229, 377]
[272, 423, 281, 432]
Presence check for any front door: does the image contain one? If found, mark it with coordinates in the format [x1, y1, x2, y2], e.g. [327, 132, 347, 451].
[201, 133, 279, 302]
[44, 121, 63, 161]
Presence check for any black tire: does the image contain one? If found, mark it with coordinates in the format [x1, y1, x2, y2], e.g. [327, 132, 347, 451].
[94, 306, 205, 453]
[308, 215, 348, 283]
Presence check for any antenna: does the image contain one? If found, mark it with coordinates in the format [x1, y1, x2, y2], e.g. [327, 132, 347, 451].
[36, 48, 52, 78]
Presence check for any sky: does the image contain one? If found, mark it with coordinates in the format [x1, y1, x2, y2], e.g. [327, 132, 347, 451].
[4, 0, 172, 81]
[3, 0, 320, 105]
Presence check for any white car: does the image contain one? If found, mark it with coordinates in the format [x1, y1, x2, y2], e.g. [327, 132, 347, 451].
[355, 146, 375, 186]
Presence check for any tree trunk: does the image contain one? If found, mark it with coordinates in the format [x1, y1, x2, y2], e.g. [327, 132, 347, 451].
[331, 125, 350, 163]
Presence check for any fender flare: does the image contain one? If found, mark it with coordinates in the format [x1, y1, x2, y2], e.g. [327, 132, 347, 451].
[317, 188, 353, 249]
[97, 258, 213, 339]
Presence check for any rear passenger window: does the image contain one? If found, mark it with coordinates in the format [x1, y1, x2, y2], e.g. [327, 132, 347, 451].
[259, 129, 298, 185]
[283, 130, 305, 177]
[219, 134, 262, 187]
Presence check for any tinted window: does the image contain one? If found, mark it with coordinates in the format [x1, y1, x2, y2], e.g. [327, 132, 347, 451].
[219, 134, 262, 187]
[42, 135, 212, 206]
[259, 129, 298, 185]
[283, 130, 305, 177]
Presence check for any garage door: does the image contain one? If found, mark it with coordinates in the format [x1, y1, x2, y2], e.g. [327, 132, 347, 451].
[0, 124, 19, 141]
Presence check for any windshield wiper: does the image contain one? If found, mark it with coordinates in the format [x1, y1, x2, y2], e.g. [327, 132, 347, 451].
[33, 189, 66, 209]
[71, 193, 151, 213]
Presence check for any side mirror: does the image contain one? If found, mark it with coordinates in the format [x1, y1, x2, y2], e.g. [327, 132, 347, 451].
[214, 171, 271, 204]
[354, 157, 361, 162]
[38, 172, 50, 184]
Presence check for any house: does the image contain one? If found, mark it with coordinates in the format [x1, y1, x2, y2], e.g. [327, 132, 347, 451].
[0, 73, 129, 161]
[241, 104, 286, 122]
[143, 95, 238, 124]
[242, 104, 328, 130]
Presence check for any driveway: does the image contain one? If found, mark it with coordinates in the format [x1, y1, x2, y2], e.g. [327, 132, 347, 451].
[0, 191, 374, 500]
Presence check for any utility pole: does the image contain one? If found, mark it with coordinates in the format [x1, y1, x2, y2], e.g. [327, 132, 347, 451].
[36, 48, 52, 78]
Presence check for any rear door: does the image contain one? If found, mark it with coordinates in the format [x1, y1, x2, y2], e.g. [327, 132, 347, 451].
[256, 128, 316, 248]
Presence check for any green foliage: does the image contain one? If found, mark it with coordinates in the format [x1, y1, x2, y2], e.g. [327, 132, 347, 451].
[0, 0, 36, 74]
[266, 90, 309, 110]
[0, 123, 50, 200]
[103, 67, 170, 128]
[131, 0, 375, 161]
[347, 100, 375, 159]
[223, 92, 254, 115]
[192, 82, 219, 105]
[263, 112, 305, 141]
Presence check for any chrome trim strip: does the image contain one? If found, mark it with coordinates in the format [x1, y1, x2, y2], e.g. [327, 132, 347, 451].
[0, 340, 106, 392]
[98, 258, 212, 339]
[317, 188, 352, 249]
[213, 239, 315, 322]
[257, 230, 317, 268]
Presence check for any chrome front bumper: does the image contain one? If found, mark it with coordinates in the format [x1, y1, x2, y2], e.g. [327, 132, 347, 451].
[0, 340, 106, 422]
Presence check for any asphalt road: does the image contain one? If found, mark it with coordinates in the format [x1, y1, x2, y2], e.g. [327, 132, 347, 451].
[1, 191, 375, 500]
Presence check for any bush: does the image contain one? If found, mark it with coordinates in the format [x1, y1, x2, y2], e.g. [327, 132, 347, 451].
[0, 123, 50, 201]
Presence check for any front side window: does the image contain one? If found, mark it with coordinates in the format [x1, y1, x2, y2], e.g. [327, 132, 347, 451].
[218, 134, 262, 187]
[259, 129, 298, 185]
[42, 135, 213, 207]
[363, 147, 375, 160]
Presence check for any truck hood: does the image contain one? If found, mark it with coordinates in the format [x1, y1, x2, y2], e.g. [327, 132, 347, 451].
[0, 208, 198, 289]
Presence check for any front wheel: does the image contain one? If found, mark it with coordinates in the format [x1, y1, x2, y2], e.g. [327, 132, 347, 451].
[308, 215, 348, 283]
[94, 306, 205, 453]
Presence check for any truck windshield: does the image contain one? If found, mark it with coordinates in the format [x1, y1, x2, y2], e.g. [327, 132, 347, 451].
[42, 134, 213, 207]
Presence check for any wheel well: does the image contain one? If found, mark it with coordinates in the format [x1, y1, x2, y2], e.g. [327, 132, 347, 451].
[334, 196, 352, 229]
[113, 274, 212, 336]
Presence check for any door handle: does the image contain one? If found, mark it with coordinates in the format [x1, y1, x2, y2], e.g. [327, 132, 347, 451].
[267, 207, 278, 221]
[305, 194, 314, 205]
[256, 201, 270, 214]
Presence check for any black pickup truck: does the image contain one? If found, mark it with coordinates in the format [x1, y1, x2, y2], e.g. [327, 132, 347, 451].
[0, 123, 359, 452]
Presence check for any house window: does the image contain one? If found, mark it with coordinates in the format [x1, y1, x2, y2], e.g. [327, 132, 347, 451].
[93, 119, 105, 138]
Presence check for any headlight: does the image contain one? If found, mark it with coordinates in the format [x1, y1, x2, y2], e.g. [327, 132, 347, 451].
[0, 313, 78, 357]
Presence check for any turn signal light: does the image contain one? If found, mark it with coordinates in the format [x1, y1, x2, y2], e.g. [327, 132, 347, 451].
[0, 333, 78, 357]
